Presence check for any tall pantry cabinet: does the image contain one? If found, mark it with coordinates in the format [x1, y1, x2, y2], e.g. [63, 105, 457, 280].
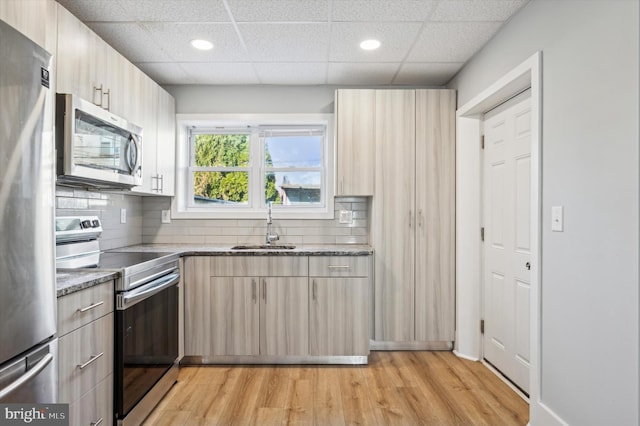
[369, 89, 456, 347]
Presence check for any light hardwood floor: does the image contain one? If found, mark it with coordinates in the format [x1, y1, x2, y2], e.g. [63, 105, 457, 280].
[144, 351, 529, 425]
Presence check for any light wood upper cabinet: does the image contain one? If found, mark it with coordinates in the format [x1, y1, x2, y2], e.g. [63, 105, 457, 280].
[56, 5, 110, 109]
[335, 89, 375, 196]
[0, 0, 57, 54]
[414, 89, 456, 341]
[373, 90, 416, 342]
[154, 87, 177, 196]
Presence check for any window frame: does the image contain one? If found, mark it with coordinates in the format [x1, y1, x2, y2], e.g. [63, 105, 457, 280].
[172, 113, 335, 220]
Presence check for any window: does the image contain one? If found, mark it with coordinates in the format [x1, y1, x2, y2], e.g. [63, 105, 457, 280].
[174, 114, 334, 219]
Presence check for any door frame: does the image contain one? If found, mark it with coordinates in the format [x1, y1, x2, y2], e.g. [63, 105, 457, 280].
[454, 52, 558, 424]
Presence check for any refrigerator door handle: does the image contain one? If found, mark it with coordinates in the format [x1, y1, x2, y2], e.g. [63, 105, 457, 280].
[0, 353, 53, 400]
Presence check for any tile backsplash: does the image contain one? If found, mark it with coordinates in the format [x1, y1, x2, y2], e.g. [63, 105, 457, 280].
[55, 188, 369, 247]
[55, 186, 143, 250]
[142, 197, 370, 246]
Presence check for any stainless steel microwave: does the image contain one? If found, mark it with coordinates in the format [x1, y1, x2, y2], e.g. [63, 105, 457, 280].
[55, 93, 142, 188]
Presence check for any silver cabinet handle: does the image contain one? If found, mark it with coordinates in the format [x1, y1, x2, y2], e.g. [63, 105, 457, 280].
[252, 279, 257, 302]
[91, 418, 104, 426]
[409, 210, 413, 229]
[77, 352, 104, 370]
[158, 174, 164, 193]
[0, 353, 52, 400]
[93, 84, 103, 106]
[328, 265, 350, 270]
[262, 279, 266, 302]
[78, 301, 104, 313]
[312, 280, 317, 301]
[418, 209, 423, 228]
[102, 88, 110, 111]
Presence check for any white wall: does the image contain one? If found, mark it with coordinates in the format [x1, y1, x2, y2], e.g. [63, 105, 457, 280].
[449, 1, 639, 425]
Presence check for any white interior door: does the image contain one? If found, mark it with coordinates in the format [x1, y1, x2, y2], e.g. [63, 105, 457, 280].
[482, 89, 531, 393]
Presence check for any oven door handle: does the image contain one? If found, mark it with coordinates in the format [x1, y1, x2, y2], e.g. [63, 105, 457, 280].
[120, 272, 179, 309]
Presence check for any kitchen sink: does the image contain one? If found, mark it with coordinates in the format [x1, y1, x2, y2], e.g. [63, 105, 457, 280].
[231, 244, 296, 250]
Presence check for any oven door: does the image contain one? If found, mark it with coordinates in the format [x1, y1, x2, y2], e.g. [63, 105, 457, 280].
[115, 274, 179, 420]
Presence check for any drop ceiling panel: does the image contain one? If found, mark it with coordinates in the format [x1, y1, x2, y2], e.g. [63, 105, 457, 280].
[89, 23, 172, 62]
[328, 63, 399, 85]
[407, 22, 502, 62]
[117, 0, 230, 22]
[56, 0, 129, 21]
[137, 62, 191, 85]
[394, 62, 464, 85]
[144, 23, 250, 62]
[331, 0, 436, 22]
[239, 23, 331, 62]
[254, 63, 328, 85]
[180, 62, 260, 85]
[55, 0, 530, 86]
[430, 0, 529, 22]
[329, 22, 422, 62]
[226, 0, 329, 22]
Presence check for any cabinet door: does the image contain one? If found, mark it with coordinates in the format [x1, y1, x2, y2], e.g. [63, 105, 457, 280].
[155, 87, 176, 195]
[56, 5, 106, 105]
[310, 278, 369, 356]
[260, 277, 309, 356]
[184, 257, 211, 356]
[415, 90, 456, 341]
[131, 73, 160, 194]
[372, 90, 416, 342]
[335, 89, 375, 196]
[210, 277, 259, 356]
[0, 0, 57, 53]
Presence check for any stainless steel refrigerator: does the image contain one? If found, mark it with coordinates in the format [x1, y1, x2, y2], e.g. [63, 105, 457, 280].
[0, 19, 57, 403]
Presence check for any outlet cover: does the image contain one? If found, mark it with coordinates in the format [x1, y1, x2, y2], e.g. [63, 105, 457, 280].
[161, 210, 171, 224]
[120, 208, 126, 224]
[339, 210, 353, 224]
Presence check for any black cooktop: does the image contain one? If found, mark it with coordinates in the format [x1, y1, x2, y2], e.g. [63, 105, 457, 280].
[96, 251, 175, 269]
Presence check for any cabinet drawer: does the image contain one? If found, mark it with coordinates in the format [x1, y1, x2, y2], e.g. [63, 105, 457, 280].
[57, 281, 114, 337]
[58, 313, 114, 403]
[68, 374, 113, 426]
[309, 256, 370, 277]
[210, 256, 308, 277]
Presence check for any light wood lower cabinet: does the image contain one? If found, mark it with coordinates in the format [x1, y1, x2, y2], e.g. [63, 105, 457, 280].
[310, 278, 368, 356]
[185, 257, 308, 358]
[57, 281, 114, 426]
[309, 256, 370, 356]
[68, 373, 113, 426]
[184, 255, 370, 361]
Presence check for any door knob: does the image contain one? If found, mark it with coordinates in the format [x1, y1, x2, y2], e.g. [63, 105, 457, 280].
[525, 262, 531, 270]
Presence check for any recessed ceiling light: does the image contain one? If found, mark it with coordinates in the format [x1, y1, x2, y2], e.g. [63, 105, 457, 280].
[360, 39, 381, 50]
[190, 39, 214, 50]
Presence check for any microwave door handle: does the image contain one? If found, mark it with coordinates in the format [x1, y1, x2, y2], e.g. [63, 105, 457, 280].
[125, 135, 141, 175]
[130, 134, 141, 175]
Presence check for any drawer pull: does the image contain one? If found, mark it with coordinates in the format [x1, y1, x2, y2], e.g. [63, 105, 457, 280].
[328, 265, 350, 270]
[91, 418, 104, 426]
[78, 301, 104, 313]
[77, 352, 104, 370]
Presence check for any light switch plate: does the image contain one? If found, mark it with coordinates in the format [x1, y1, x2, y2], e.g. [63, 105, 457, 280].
[161, 210, 171, 224]
[339, 210, 353, 224]
[120, 208, 127, 224]
[551, 206, 563, 232]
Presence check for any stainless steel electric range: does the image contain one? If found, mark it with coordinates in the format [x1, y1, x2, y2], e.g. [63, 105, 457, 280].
[55, 216, 180, 426]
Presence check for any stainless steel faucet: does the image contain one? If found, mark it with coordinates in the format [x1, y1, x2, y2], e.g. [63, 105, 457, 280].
[265, 201, 279, 245]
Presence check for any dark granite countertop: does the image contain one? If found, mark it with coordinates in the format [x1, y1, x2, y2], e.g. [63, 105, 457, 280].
[55, 245, 372, 297]
[110, 244, 374, 256]
[56, 270, 119, 298]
